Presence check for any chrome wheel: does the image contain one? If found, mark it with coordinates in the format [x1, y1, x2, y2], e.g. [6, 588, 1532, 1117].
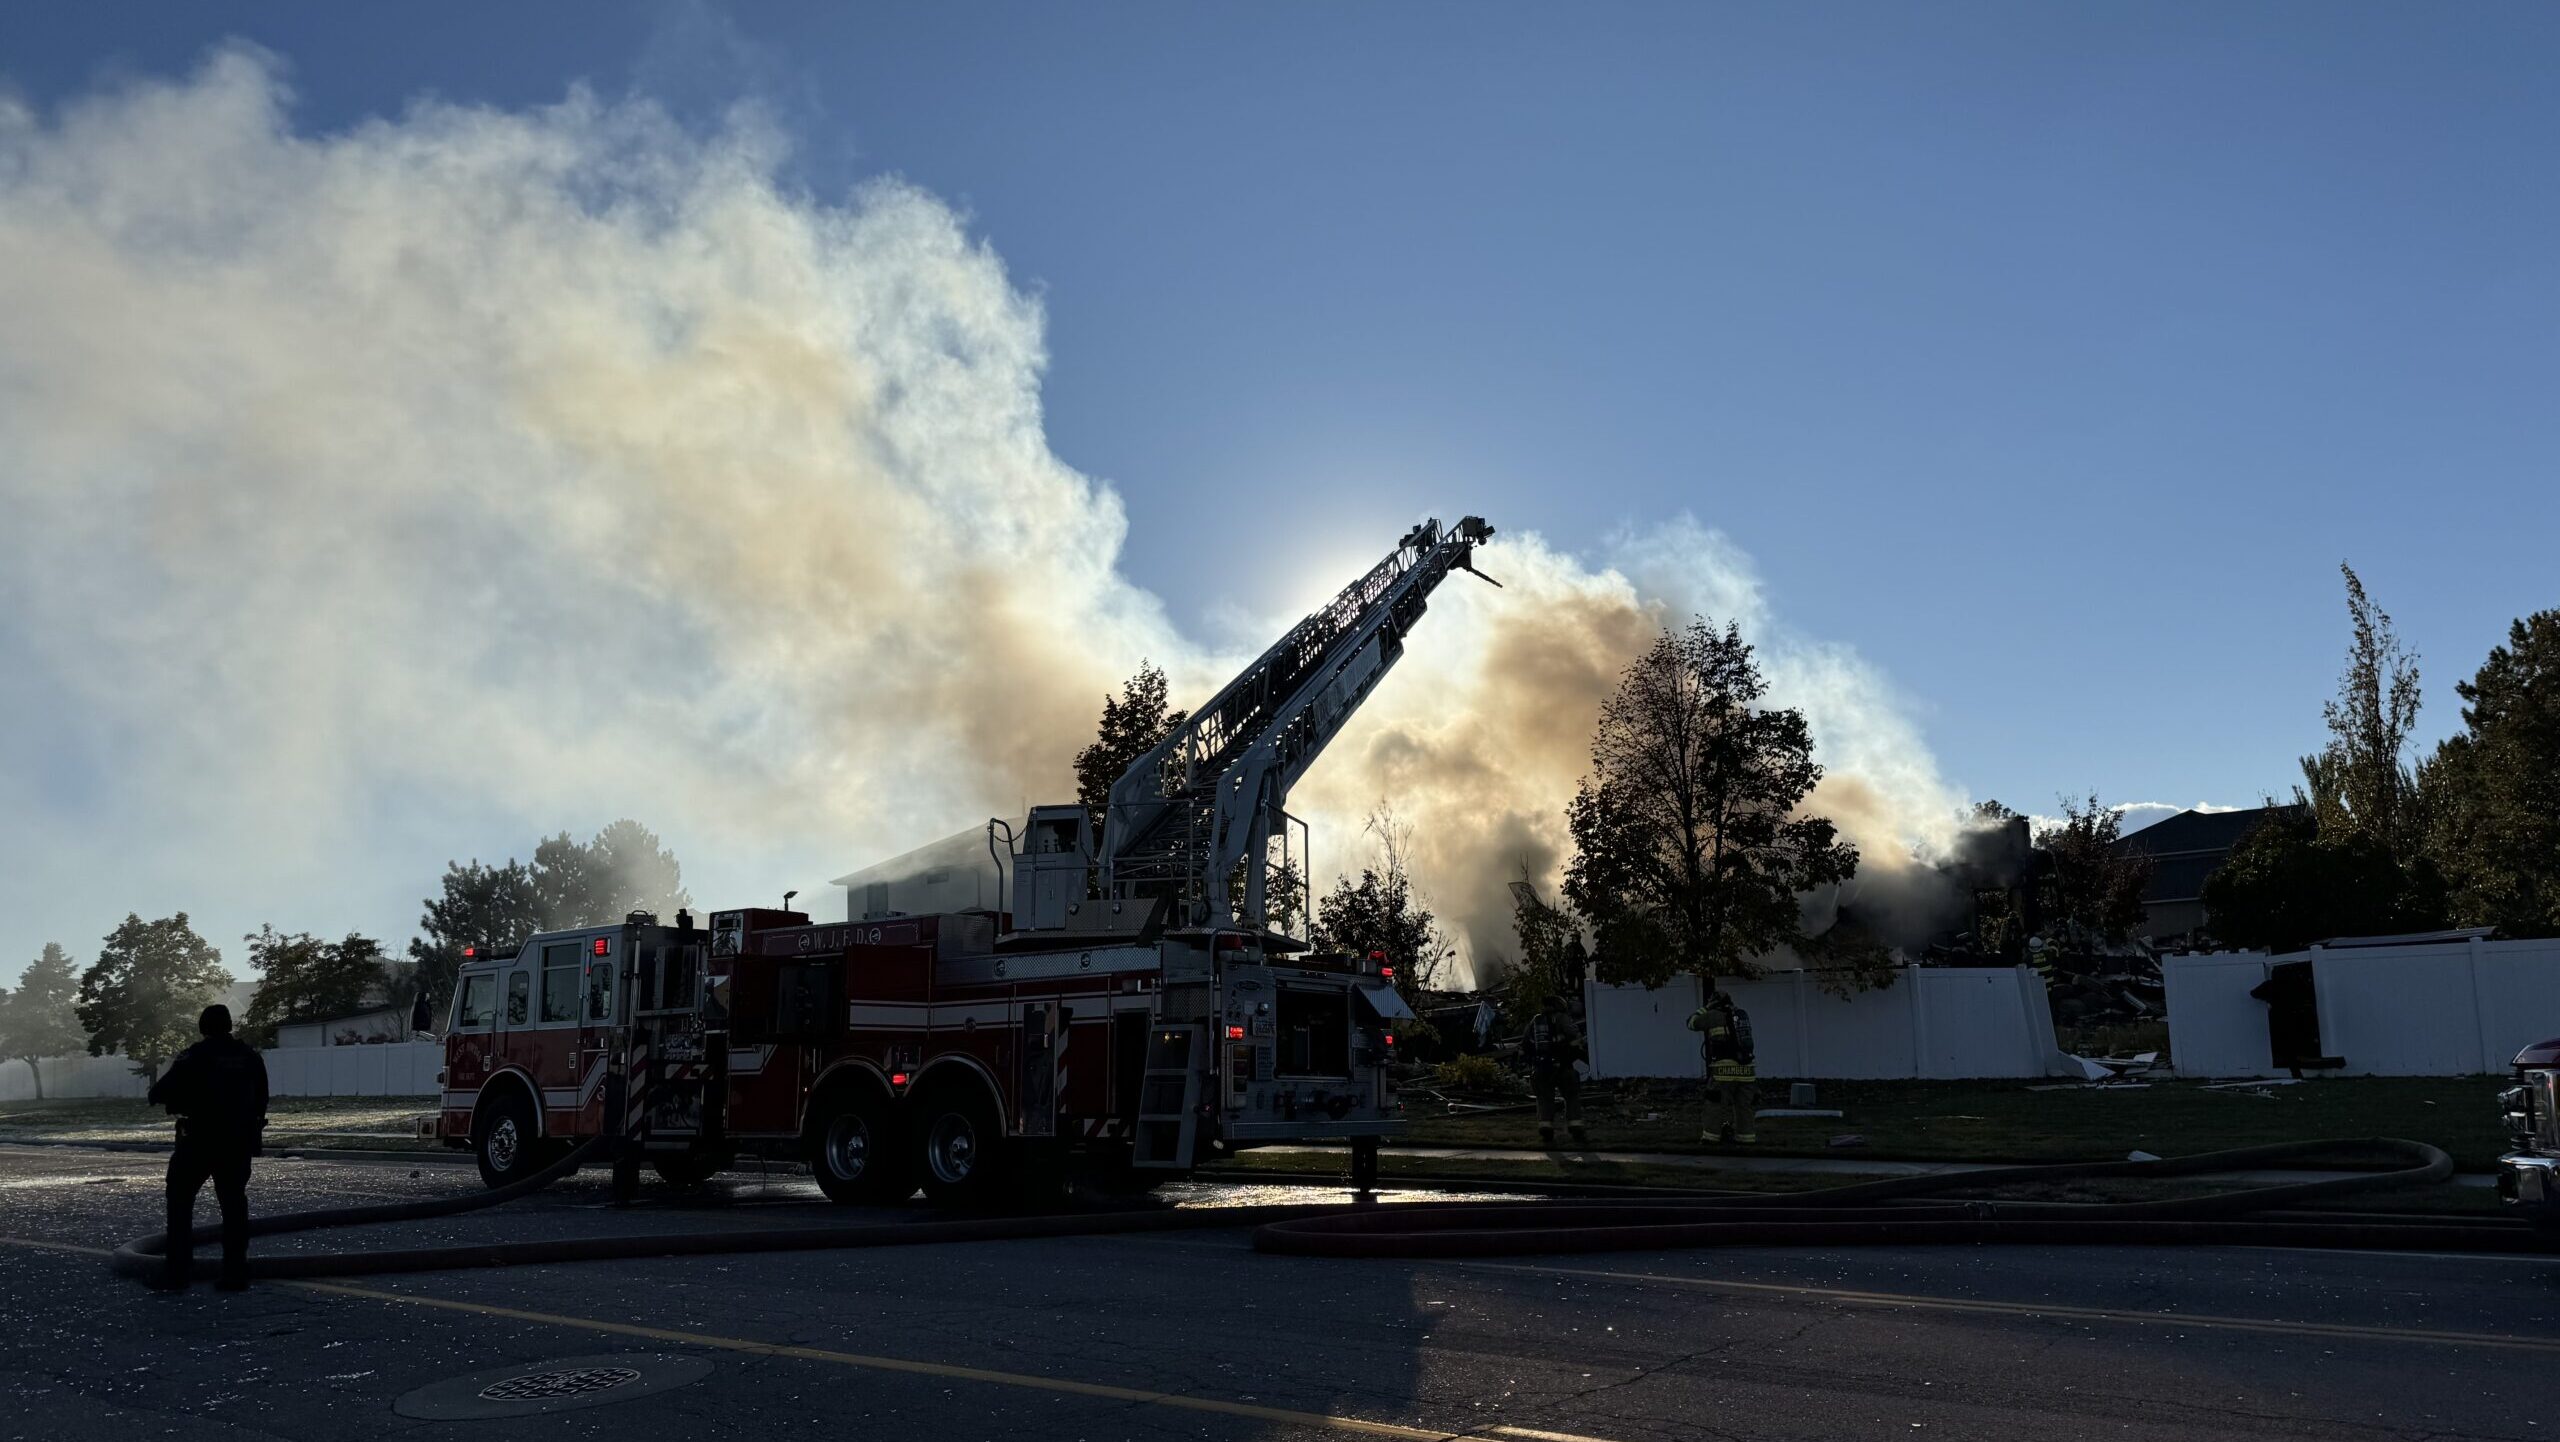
[926, 1111, 979, 1185]
[824, 1113, 870, 1181]
[487, 1116, 520, 1173]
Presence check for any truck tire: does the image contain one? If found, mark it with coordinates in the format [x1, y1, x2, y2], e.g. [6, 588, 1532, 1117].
[651, 1153, 729, 1189]
[913, 1082, 1013, 1207]
[473, 1089, 547, 1191]
[809, 1088, 914, 1205]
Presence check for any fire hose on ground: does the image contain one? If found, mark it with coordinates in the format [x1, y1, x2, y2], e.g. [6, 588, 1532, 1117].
[112, 1136, 2555, 1285]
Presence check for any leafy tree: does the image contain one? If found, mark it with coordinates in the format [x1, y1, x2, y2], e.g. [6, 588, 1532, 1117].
[75, 914, 232, 1080]
[239, 927, 391, 1046]
[408, 858, 542, 1011]
[2204, 808, 2443, 953]
[1313, 808, 1454, 1007]
[1074, 662, 1188, 838]
[2425, 610, 2560, 937]
[1505, 874, 1586, 1014]
[0, 944, 87, 1098]
[2304, 563, 2427, 860]
[2034, 794, 2155, 948]
[1261, 855, 1309, 937]
[1563, 620, 1860, 990]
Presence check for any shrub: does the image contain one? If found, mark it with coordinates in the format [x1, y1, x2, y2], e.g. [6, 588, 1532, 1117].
[1429, 1054, 1513, 1095]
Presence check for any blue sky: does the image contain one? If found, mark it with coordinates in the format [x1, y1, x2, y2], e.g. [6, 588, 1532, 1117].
[1, 4, 2553, 981]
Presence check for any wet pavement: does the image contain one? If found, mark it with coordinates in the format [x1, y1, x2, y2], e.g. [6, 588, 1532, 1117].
[4, 1141, 2557, 1441]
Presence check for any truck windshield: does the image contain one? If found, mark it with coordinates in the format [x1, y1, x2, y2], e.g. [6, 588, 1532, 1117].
[455, 974, 495, 1030]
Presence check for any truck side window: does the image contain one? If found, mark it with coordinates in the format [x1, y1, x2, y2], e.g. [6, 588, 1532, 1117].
[540, 943, 580, 1024]
[455, 974, 495, 1031]
[586, 957, 616, 1023]
[506, 972, 530, 1026]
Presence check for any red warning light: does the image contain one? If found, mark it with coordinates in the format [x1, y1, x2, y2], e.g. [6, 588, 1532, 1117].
[462, 946, 476, 959]
[1226, 1025, 1246, 1041]
[1383, 1033, 1397, 1047]
[1379, 967, 1395, 980]
[890, 1071, 910, 1087]
[592, 936, 609, 956]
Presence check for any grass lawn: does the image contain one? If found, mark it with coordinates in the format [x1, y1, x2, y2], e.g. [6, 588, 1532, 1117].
[1399, 1074, 2514, 1172]
[0, 1096, 440, 1150]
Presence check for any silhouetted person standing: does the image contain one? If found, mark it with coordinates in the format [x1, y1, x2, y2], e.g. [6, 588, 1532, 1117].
[147, 1005, 267, 1291]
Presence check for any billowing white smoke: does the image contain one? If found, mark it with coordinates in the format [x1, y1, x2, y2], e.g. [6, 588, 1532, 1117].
[0, 51, 1965, 986]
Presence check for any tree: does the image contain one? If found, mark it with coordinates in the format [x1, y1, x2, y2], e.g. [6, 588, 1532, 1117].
[2305, 563, 2427, 861]
[408, 821, 689, 1013]
[1563, 620, 1860, 990]
[1313, 808, 1454, 1008]
[1261, 856, 1309, 937]
[1074, 662, 1189, 838]
[2033, 794, 2155, 949]
[1505, 874, 1585, 1014]
[532, 818, 692, 931]
[238, 927, 391, 1046]
[2425, 610, 2560, 937]
[75, 914, 232, 1080]
[0, 944, 87, 1098]
[2204, 808, 2442, 953]
[408, 858, 542, 1012]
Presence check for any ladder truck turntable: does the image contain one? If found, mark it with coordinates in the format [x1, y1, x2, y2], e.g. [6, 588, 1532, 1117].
[436, 517, 1499, 1204]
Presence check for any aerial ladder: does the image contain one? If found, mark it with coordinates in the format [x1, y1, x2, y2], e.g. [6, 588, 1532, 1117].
[1097, 515, 1499, 934]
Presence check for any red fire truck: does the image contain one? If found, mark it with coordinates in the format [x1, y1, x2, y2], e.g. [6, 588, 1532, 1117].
[437, 518, 1495, 1204]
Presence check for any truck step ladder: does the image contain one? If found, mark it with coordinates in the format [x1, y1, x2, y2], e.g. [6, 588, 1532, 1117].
[1132, 1024, 1207, 1169]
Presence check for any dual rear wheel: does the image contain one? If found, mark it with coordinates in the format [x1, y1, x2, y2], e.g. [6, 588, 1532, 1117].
[807, 1079, 1014, 1207]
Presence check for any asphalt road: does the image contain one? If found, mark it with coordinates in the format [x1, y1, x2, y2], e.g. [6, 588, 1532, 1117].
[2, 1142, 2555, 1442]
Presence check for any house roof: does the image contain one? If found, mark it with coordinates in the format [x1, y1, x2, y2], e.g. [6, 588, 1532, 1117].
[2111, 804, 2297, 860]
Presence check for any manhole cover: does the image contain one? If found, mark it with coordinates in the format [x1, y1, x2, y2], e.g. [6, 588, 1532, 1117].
[395, 1352, 712, 1420]
[479, 1365, 643, 1401]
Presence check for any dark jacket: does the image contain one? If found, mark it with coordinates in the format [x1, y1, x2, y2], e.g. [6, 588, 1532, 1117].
[148, 1035, 270, 1152]
[1521, 1011, 1586, 1073]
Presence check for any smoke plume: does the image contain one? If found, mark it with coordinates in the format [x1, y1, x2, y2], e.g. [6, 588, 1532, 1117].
[0, 52, 1968, 986]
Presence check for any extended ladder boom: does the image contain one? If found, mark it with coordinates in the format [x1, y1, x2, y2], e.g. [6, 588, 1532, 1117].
[1101, 515, 1496, 927]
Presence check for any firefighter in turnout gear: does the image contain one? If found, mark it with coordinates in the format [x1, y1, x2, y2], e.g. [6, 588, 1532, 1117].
[1688, 987, 1757, 1144]
[1522, 993, 1588, 1147]
[146, 1005, 268, 1291]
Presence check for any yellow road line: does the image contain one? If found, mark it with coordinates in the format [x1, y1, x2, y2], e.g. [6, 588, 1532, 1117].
[1467, 1261, 2560, 1354]
[284, 1278, 1599, 1442]
[0, 1235, 1610, 1440]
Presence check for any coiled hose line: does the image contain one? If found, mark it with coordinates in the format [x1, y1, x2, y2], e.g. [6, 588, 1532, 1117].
[114, 1137, 2550, 1284]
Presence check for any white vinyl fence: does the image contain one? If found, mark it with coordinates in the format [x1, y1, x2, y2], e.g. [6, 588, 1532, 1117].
[2164, 936, 2560, 1078]
[1, 1041, 442, 1102]
[1584, 966, 2074, 1080]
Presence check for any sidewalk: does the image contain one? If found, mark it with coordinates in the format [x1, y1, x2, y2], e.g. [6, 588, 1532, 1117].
[1258, 1141, 2498, 1188]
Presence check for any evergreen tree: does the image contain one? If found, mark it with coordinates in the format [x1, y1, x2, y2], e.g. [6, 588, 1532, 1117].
[1073, 662, 1188, 839]
[2425, 611, 2560, 937]
[0, 944, 87, 1098]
